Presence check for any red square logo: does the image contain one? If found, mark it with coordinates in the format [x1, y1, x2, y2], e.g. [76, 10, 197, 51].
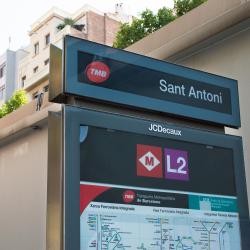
[137, 144, 163, 178]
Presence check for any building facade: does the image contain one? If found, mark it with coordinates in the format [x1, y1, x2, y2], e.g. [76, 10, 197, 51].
[18, 4, 130, 100]
[0, 49, 28, 106]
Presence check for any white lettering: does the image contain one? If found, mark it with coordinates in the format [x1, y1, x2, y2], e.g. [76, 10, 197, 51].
[177, 157, 187, 174]
[90, 68, 107, 77]
[159, 79, 185, 96]
[148, 124, 182, 136]
[188, 86, 223, 104]
[159, 79, 168, 92]
[167, 155, 177, 173]
[188, 86, 197, 99]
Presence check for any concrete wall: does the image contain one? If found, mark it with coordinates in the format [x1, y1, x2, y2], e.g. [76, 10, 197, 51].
[172, 27, 250, 204]
[0, 123, 48, 250]
[0, 52, 7, 105]
[87, 11, 105, 44]
[6, 50, 16, 100]
[14, 49, 29, 90]
[0, 49, 27, 104]
[86, 11, 121, 46]
[0, 50, 15, 103]
[104, 14, 121, 46]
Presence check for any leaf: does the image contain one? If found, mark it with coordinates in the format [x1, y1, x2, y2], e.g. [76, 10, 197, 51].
[113, 0, 207, 49]
[57, 18, 75, 30]
[174, 0, 207, 17]
[0, 89, 28, 119]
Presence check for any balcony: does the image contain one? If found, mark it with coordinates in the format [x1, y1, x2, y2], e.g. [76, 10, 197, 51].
[54, 25, 87, 48]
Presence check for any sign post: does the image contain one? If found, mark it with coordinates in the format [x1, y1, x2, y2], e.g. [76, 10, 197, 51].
[47, 35, 249, 250]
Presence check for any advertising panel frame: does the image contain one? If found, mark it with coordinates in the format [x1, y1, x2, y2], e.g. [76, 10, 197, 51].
[50, 35, 241, 128]
[50, 105, 249, 250]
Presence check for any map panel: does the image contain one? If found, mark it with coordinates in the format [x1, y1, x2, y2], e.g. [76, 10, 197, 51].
[80, 184, 241, 250]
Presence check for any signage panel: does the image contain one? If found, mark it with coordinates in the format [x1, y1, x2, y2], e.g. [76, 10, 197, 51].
[79, 126, 236, 196]
[79, 127, 240, 249]
[62, 35, 241, 127]
[77, 51, 231, 114]
[63, 106, 249, 250]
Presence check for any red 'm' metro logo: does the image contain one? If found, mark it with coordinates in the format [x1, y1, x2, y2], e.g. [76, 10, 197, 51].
[137, 144, 163, 178]
[85, 61, 110, 83]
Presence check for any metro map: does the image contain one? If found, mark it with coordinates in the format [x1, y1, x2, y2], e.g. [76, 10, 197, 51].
[80, 202, 241, 250]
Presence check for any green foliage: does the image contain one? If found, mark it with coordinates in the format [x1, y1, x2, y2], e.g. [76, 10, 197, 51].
[0, 104, 7, 118]
[113, 0, 207, 49]
[57, 18, 75, 30]
[0, 89, 28, 118]
[174, 0, 207, 16]
[113, 8, 175, 49]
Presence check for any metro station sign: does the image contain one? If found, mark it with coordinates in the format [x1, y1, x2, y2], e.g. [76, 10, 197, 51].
[50, 35, 241, 127]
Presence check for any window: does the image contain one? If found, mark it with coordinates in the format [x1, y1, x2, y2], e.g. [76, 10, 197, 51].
[33, 91, 39, 100]
[0, 85, 5, 100]
[21, 76, 26, 88]
[43, 85, 49, 92]
[34, 42, 39, 55]
[33, 66, 39, 73]
[44, 58, 49, 66]
[45, 33, 50, 46]
[0, 64, 6, 78]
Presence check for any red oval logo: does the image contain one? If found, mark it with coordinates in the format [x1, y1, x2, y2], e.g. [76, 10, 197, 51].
[122, 190, 135, 203]
[85, 61, 110, 83]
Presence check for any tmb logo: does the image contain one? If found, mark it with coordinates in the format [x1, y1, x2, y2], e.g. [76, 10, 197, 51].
[85, 61, 110, 83]
[137, 144, 162, 178]
[122, 190, 135, 203]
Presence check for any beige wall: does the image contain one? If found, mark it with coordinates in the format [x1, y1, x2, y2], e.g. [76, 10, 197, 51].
[173, 28, 250, 201]
[28, 79, 49, 98]
[18, 16, 63, 90]
[0, 124, 48, 250]
[86, 11, 121, 46]
[104, 15, 121, 46]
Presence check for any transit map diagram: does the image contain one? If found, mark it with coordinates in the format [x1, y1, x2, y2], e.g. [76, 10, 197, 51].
[80, 203, 240, 250]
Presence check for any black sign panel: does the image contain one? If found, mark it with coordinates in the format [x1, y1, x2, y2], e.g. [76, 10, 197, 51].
[61, 106, 249, 250]
[62, 36, 241, 127]
[78, 51, 232, 114]
[80, 126, 236, 196]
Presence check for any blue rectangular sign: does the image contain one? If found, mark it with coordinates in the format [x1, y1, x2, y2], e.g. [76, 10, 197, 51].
[62, 35, 240, 127]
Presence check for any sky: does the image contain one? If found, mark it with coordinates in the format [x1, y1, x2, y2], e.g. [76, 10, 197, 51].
[0, 0, 174, 55]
